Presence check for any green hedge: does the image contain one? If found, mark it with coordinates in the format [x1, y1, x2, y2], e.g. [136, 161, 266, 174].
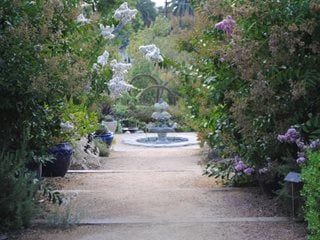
[301, 151, 320, 240]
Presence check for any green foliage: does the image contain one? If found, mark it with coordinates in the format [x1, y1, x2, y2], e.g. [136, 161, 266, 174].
[0, 147, 39, 231]
[301, 151, 320, 240]
[178, 0, 320, 187]
[93, 139, 110, 157]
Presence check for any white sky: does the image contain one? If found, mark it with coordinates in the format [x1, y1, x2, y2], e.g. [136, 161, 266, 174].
[152, 0, 166, 7]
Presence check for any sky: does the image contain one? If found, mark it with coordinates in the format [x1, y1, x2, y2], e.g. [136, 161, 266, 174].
[152, 0, 166, 7]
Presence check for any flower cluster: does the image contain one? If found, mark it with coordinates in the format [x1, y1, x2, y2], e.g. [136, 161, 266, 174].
[234, 156, 254, 175]
[310, 139, 320, 151]
[114, 2, 138, 25]
[99, 24, 115, 39]
[76, 2, 137, 98]
[215, 15, 236, 36]
[97, 50, 109, 67]
[277, 128, 307, 164]
[277, 128, 299, 143]
[60, 121, 74, 132]
[107, 59, 133, 97]
[139, 44, 164, 63]
[76, 13, 90, 25]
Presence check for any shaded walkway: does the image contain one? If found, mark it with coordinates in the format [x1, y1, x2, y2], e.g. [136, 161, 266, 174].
[20, 133, 306, 240]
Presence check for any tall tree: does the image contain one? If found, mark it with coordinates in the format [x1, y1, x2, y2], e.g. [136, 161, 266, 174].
[137, 0, 157, 26]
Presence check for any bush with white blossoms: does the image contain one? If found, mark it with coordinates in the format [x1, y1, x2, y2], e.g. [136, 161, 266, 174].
[76, 2, 138, 97]
[139, 44, 164, 63]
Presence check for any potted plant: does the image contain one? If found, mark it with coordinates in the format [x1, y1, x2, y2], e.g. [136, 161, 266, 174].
[101, 114, 118, 133]
[94, 124, 114, 146]
[43, 99, 99, 177]
[42, 121, 74, 177]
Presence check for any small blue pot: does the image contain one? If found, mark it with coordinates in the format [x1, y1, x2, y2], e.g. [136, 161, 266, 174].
[42, 143, 73, 177]
[96, 133, 114, 146]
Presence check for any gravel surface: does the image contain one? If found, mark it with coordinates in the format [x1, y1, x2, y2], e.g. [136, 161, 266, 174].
[11, 133, 307, 240]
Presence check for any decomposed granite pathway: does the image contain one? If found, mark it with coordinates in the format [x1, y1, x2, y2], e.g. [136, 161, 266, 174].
[17, 133, 306, 240]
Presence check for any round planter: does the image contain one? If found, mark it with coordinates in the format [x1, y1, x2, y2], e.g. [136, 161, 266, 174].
[42, 143, 73, 177]
[96, 133, 114, 146]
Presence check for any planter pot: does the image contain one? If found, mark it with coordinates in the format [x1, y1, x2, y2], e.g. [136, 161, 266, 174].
[42, 143, 73, 177]
[101, 120, 118, 133]
[96, 133, 114, 146]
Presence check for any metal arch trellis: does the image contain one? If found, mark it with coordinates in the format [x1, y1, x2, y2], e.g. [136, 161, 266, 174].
[129, 74, 178, 105]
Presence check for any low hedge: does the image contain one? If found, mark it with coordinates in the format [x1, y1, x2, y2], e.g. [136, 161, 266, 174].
[301, 151, 320, 240]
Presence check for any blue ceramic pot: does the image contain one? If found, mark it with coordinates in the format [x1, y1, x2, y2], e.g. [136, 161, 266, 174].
[96, 133, 114, 146]
[42, 143, 73, 177]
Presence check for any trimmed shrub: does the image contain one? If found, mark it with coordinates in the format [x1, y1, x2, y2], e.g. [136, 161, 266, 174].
[301, 151, 320, 240]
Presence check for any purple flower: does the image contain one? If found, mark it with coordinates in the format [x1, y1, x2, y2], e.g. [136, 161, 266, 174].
[277, 134, 287, 142]
[296, 139, 307, 151]
[296, 157, 306, 164]
[215, 16, 236, 36]
[243, 167, 254, 175]
[235, 160, 247, 172]
[277, 128, 299, 143]
[310, 139, 320, 151]
[286, 128, 299, 142]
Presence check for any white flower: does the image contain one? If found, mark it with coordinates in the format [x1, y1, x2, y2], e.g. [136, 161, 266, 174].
[60, 121, 74, 132]
[76, 13, 90, 24]
[99, 24, 115, 39]
[139, 44, 163, 63]
[114, 2, 138, 25]
[107, 80, 133, 97]
[97, 50, 109, 67]
[110, 59, 132, 77]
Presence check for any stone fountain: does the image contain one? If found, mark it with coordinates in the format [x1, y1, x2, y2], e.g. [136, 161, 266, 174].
[147, 99, 175, 143]
[122, 99, 199, 147]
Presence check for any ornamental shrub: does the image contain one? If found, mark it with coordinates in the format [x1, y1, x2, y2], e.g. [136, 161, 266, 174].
[301, 151, 320, 240]
[178, 0, 320, 189]
[0, 146, 39, 231]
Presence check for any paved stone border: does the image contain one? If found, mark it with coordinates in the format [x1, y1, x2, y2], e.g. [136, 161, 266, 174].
[78, 217, 291, 225]
[67, 169, 200, 174]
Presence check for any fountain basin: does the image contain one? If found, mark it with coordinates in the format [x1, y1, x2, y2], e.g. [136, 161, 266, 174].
[121, 133, 199, 148]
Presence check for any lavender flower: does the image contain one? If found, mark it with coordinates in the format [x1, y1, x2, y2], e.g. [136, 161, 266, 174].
[215, 16, 236, 36]
[296, 157, 306, 164]
[296, 139, 307, 151]
[243, 167, 254, 175]
[277, 128, 299, 143]
[234, 160, 247, 172]
[310, 139, 320, 151]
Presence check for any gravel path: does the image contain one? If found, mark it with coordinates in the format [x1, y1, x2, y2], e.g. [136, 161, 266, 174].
[14, 133, 306, 240]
